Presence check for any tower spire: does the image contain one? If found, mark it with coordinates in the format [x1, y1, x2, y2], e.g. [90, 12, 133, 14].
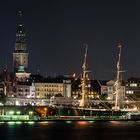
[18, 11, 23, 24]
[16, 11, 26, 43]
[13, 11, 29, 72]
[19, 10, 22, 17]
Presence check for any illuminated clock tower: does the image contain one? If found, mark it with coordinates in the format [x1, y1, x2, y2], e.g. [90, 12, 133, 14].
[13, 11, 29, 73]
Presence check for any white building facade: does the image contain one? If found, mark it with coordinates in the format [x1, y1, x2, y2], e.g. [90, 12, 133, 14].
[100, 80, 125, 101]
[16, 83, 35, 98]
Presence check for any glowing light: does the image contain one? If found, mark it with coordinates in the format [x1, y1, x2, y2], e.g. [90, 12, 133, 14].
[83, 115, 86, 119]
[29, 111, 33, 115]
[16, 111, 21, 115]
[133, 106, 138, 111]
[73, 96, 77, 99]
[110, 121, 121, 125]
[88, 121, 95, 123]
[107, 97, 111, 100]
[28, 121, 35, 125]
[126, 100, 129, 103]
[0, 103, 3, 106]
[9, 111, 14, 115]
[39, 121, 49, 125]
[44, 108, 47, 111]
[7, 121, 15, 125]
[27, 95, 30, 98]
[0, 122, 5, 125]
[66, 121, 72, 124]
[15, 101, 20, 106]
[15, 121, 22, 124]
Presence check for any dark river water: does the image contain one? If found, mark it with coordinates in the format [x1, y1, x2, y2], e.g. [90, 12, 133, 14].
[0, 121, 140, 140]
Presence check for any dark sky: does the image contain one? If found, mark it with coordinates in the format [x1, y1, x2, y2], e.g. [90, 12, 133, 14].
[0, 0, 139, 80]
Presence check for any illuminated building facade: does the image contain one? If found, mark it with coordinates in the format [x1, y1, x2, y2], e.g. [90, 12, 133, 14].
[63, 80, 71, 97]
[35, 82, 64, 98]
[125, 77, 140, 100]
[15, 82, 35, 98]
[100, 80, 114, 100]
[29, 76, 71, 98]
[72, 79, 100, 99]
[100, 80, 125, 101]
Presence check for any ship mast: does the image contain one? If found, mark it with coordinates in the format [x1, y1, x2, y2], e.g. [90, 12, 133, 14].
[79, 45, 88, 108]
[114, 45, 122, 110]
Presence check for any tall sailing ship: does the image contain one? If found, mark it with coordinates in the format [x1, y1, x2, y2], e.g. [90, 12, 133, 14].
[0, 44, 139, 120]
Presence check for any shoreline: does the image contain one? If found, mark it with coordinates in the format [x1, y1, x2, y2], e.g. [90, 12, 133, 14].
[0, 118, 140, 122]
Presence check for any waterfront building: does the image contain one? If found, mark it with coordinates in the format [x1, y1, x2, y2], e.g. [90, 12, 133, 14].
[34, 78, 71, 98]
[71, 79, 100, 99]
[15, 81, 35, 98]
[29, 75, 72, 98]
[35, 82, 64, 98]
[100, 80, 114, 100]
[100, 80, 125, 101]
[125, 77, 140, 100]
[89, 80, 101, 98]
[63, 80, 71, 97]
[71, 78, 81, 99]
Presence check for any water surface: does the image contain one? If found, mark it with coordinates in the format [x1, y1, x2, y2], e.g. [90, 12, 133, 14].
[0, 121, 140, 140]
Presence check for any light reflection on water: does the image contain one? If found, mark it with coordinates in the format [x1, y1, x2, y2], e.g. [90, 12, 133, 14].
[76, 121, 89, 125]
[0, 121, 140, 140]
[110, 121, 122, 125]
[66, 121, 72, 124]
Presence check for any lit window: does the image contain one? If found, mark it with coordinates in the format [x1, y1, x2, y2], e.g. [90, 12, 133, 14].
[130, 83, 137, 87]
[126, 90, 134, 94]
[88, 84, 91, 88]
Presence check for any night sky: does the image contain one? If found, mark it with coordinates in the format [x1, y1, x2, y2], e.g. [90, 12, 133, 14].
[0, 0, 139, 80]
